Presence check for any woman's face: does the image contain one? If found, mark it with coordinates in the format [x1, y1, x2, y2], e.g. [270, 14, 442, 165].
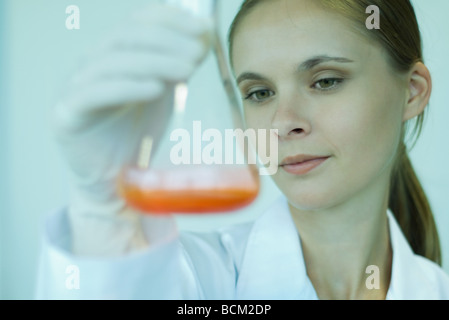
[232, 0, 408, 210]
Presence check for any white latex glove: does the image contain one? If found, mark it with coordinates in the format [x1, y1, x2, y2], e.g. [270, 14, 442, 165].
[53, 3, 212, 256]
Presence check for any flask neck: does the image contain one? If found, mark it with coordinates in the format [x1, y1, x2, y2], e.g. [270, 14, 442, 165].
[164, 0, 216, 18]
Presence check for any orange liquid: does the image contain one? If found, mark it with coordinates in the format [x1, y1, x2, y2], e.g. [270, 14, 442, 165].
[118, 166, 260, 214]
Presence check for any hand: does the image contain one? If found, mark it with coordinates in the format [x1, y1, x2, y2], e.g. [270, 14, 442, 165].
[53, 3, 212, 256]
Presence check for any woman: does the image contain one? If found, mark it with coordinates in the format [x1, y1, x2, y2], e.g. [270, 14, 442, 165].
[38, 0, 449, 299]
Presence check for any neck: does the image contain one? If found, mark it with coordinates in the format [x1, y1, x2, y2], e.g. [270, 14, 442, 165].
[289, 177, 393, 300]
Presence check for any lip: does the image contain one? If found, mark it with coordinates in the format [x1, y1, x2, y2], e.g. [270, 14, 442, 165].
[280, 154, 330, 175]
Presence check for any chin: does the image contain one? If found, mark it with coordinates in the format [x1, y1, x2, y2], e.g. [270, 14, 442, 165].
[283, 189, 336, 212]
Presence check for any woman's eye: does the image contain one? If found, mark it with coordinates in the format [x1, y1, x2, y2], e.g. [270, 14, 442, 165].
[244, 89, 274, 102]
[313, 78, 343, 91]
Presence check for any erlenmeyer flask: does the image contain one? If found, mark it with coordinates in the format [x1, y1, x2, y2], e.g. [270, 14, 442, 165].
[117, 0, 261, 214]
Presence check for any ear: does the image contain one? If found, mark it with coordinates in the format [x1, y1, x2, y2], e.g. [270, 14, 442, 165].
[403, 62, 432, 122]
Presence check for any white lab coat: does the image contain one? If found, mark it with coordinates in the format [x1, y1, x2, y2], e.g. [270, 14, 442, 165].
[36, 195, 449, 299]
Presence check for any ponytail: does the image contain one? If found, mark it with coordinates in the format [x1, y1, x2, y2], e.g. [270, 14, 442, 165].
[389, 142, 441, 265]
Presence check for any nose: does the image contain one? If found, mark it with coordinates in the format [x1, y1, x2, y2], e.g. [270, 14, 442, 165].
[271, 93, 312, 140]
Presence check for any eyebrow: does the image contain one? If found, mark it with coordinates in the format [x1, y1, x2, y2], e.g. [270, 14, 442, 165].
[236, 55, 354, 85]
[297, 55, 354, 71]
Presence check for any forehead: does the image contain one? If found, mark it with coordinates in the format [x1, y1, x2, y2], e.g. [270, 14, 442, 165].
[231, 0, 372, 73]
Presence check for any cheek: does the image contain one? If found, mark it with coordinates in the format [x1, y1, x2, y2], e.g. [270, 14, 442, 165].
[243, 107, 279, 169]
[244, 107, 266, 130]
[327, 92, 403, 181]
[244, 107, 274, 146]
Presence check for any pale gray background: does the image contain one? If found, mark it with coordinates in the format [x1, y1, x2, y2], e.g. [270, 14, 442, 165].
[0, 0, 448, 299]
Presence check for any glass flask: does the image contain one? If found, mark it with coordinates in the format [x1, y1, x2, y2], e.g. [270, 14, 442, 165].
[117, 0, 261, 214]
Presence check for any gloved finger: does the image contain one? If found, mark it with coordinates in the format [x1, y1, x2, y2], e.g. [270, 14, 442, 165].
[91, 24, 209, 65]
[71, 51, 197, 89]
[131, 2, 214, 37]
[55, 78, 166, 133]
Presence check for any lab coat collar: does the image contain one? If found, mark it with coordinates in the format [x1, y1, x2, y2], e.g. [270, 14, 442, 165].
[386, 210, 437, 299]
[236, 196, 318, 299]
[236, 195, 435, 300]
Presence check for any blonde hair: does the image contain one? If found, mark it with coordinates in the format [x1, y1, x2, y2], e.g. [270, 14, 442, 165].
[228, 0, 441, 265]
